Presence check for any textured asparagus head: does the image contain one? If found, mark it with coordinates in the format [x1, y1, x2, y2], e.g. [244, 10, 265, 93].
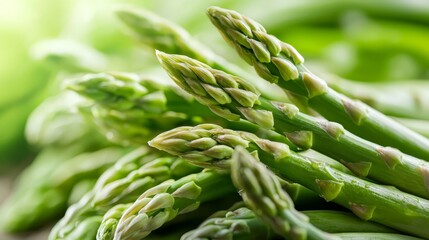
[207, 6, 311, 96]
[149, 124, 246, 169]
[66, 72, 166, 112]
[66, 72, 195, 144]
[181, 206, 273, 240]
[116, 8, 205, 59]
[149, 124, 290, 170]
[97, 203, 131, 240]
[156, 51, 276, 129]
[231, 147, 339, 240]
[114, 170, 233, 240]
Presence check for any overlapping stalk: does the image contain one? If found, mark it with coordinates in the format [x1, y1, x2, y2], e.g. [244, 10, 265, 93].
[49, 147, 199, 240]
[182, 206, 397, 240]
[150, 124, 429, 238]
[156, 51, 429, 199]
[0, 147, 125, 232]
[231, 147, 339, 240]
[113, 170, 235, 240]
[68, 71, 304, 150]
[115, 8, 287, 102]
[206, 6, 429, 160]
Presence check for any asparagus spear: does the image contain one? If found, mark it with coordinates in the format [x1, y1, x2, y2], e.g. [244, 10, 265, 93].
[98, 204, 131, 240]
[335, 233, 423, 240]
[231, 147, 339, 240]
[156, 51, 429, 199]
[49, 147, 199, 240]
[150, 124, 429, 238]
[0, 147, 125, 232]
[66, 72, 216, 145]
[115, 7, 287, 102]
[68, 71, 305, 150]
[113, 170, 235, 240]
[182, 206, 397, 240]
[206, 6, 429, 160]
[181, 206, 274, 240]
[319, 72, 429, 121]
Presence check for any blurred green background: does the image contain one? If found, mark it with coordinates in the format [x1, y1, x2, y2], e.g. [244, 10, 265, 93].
[0, 0, 428, 238]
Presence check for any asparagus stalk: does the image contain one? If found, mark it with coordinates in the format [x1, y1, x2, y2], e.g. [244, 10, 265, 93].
[182, 206, 398, 240]
[114, 170, 235, 240]
[150, 124, 429, 238]
[0, 147, 125, 232]
[335, 233, 423, 240]
[232, 147, 339, 240]
[156, 51, 429, 199]
[68, 71, 305, 150]
[49, 147, 199, 240]
[320, 73, 429, 121]
[115, 7, 287, 102]
[206, 6, 429, 160]
[181, 206, 274, 240]
[66, 72, 216, 145]
[302, 210, 395, 234]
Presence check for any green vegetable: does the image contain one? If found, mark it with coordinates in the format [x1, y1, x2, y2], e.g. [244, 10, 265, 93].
[49, 147, 199, 240]
[206, 6, 429, 161]
[181, 206, 274, 240]
[115, 7, 287, 102]
[182, 207, 397, 240]
[156, 51, 429, 199]
[0, 147, 125, 232]
[98, 204, 131, 240]
[231, 147, 339, 240]
[322, 75, 429, 121]
[114, 170, 235, 240]
[150, 124, 429, 238]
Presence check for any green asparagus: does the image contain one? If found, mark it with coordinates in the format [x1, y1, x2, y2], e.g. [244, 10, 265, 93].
[113, 170, 235, 240]
[115, 7, 287, 102]
[231, 147, 339, 240]
[98, 204, 132, 240]
[206, 6, 429, 160]
[49, 147, 199, 240]
[181, 206, 274, 240]
[156, 51, 429, 199]
[150, 124, 429, 238]
[68, 71, 305, 151]
[320, 74, 429, 121]
[0, 147, 125, 232]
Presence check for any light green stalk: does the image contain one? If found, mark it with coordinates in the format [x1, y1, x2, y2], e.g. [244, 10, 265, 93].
[181, 207, 396, 240]
[302, 210, 395, 234]
[206, 6, 429, 161]
[66, 72, 216, 145]
[0, 147, 125, 232]
[321, 74, 429, 121]
[156, 51, 429, 199]
[232, 147, 339, 240]
[150, 124, 429, 238]
[115, 7, 287, 102]
[68, 71, 303, 150]
[113, 170, 235, 240]
[49, 147, 199, 240]
[335, 233, 422, 240]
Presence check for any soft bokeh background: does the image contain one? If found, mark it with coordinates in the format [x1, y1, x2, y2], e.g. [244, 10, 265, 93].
[0, 0, 428, 239]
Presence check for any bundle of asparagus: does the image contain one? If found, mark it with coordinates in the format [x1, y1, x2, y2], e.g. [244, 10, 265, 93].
[2, 3, 429, 240]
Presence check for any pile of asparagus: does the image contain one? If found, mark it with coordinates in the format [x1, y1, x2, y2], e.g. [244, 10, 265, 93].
[2, 5, 429, 240]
